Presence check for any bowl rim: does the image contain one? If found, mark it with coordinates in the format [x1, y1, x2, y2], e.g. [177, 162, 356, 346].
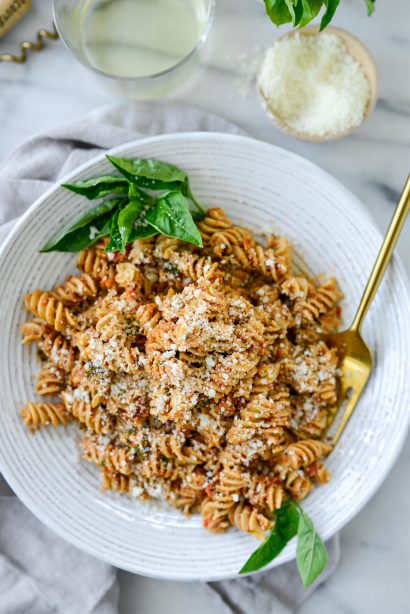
[0, 131, 409, 580]
[52, 0, 216, 82]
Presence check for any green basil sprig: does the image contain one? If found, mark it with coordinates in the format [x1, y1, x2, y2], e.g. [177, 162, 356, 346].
[119, 199, 155, 245]
[296, 505, 328, 587]
[105, 208, 124, 253]
[41, 156, 205, 253]
[61, 175, 129, 200]
[146, 192, 202, 247]
[107, 155, 187, 190]
[107, 155, 203, 215]
[40, 198, 121, 253]
[240, 500, 328, 588]
[264, 0, 375, 31]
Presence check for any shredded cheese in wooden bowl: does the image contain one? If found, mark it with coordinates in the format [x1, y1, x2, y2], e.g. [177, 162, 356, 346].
[258, 27, 377, 142]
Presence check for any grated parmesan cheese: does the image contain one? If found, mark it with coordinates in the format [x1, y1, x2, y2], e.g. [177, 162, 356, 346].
[259, 32, 370, 138]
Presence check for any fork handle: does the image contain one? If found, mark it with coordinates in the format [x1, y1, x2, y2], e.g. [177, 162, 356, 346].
[351, 175, 410, 332]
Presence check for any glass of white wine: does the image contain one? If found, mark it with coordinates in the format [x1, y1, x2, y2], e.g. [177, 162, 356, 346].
[53, 0, 215, 100]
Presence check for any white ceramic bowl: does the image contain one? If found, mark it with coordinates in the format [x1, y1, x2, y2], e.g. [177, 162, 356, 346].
[0, 133, 409, 580]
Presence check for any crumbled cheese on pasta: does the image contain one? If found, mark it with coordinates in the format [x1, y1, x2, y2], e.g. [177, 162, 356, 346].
[89, 226, 100, 240]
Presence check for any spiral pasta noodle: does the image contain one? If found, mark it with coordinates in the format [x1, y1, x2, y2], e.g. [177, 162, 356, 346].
[115, 263, 152, 295]
[24, 290, 79, 335]
[280, 439, 333, 470]
[227, 394, 290, 447]
[61, 392, 115, 435]
[81, 436, 105, 465]
[154, 235, 183, 259]
[21, 318, 49, 344]
[102, 469, 132, 493]
[36, 362, 66, 396]
[211, 227, 254, 258]
[229, 502, 272, 541]
[135, 303, 161, 332]
[21, 402, 69, 429]
[52, 274, 98, 305]
[247, 475, 286, 513]
[303, 279, 341, 321]
[231, 245, 288, 282]
[77, 245, 116, 287]
[252, 362, 281, 396]
[175, 470, 207, 514]
[173, 253, 221, 283]
[198, 208, 232, 242]
[129, 237, 156, 264]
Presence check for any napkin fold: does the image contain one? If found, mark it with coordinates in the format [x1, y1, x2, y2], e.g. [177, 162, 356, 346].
[0, 498, 118, 614]
[0, 101, 339, 614]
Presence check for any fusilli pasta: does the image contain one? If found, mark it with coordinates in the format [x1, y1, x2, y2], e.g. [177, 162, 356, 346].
[20, 207, 341, 540]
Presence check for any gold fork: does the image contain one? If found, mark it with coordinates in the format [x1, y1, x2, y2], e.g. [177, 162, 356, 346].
[325, 175, 410, 445]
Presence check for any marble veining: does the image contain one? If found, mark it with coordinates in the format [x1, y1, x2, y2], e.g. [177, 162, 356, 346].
[1, 0, 409, 613]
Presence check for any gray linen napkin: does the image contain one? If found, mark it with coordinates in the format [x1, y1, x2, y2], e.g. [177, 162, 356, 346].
[0, 102, 339, 614]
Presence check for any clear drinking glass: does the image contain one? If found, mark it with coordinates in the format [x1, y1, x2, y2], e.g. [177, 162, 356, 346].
[53, 0, 215, 100]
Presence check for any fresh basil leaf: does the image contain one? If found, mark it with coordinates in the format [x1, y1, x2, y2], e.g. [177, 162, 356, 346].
[62, 176, 129, 200]
[320, 0, 340, 30]
[264, 0, 294, 25]
[292, 0, 304, 26]
[118, 200, 141, 249]
[296, 508, 328, 587]
[146, 191, 203, 247]
[239, 500, 300, 574]
[364, 0, 375, 15]
[108, 155, 205, 217]
[107, 155, 187, 191]
[127, 185, 158, 242]
[43, 198, 119, 248]
[40, 209, 114, 253]
[40, 199, 121, 252]
[128, 182, 143, 201]
[95, 216, 113, 241]
[265, 0, 346, 28]
[128, 182, 156, 208]
[298, 0, 323, 26]
[128, 225, 158, 243]
[118, 199, 156, 249]
[277, 500, 301, 540]
[105, 209, 124, 253]
[284, 0, 296, 20]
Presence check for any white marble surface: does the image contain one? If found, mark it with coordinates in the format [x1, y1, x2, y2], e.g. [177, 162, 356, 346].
[1, 1, 410, 613]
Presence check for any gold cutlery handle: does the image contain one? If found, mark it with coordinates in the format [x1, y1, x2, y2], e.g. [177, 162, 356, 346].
[351, 175, 410, 332]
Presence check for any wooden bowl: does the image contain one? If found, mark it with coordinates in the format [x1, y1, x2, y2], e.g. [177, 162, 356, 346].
[257, 26, 378, 142]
